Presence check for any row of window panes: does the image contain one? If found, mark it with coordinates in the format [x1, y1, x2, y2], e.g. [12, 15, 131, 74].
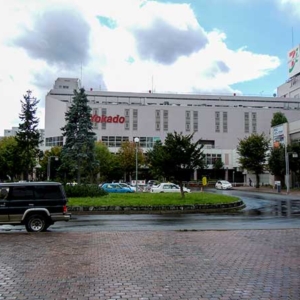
[206, 154, 222, 165]
[101, 136, 160, 148]
[45, 136, 63, 147]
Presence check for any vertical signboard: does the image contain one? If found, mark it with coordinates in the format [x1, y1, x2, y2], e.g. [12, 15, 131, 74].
[273, 125, 284, 148]
[288, 45, 300, 79]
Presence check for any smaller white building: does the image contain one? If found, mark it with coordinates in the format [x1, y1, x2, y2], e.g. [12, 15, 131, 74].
[3, 126, 45, 147]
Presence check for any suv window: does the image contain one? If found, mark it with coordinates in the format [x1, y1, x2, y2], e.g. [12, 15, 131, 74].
[0, 187, 9, 199]
[10, 186, 34, 200]
[34, 185, 63, 199]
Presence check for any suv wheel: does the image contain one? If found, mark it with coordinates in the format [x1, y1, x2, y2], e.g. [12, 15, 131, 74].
[25, 214, 46, 232]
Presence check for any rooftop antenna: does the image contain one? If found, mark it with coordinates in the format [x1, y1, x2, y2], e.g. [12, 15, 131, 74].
[80, 62, 83, 85]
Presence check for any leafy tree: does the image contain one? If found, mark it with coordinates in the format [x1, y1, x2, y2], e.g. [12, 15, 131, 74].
[147, 132, 206, 197]
[94, 141, 116, 182]
[237, 133, 270, 188]
[268, 145, 285, 185]
[60, 88, 97, 183]
[212, 157, 224, 180]
[288, 143, 300, 186]
[39, 147, 62, 181]
[271, 112, 288, 127]
[15, 90, 41, 180]
[117, 141, 145, 182]
[0, 137, 22, 181]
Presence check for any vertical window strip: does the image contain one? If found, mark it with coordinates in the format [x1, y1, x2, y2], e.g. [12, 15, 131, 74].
[101, 108, 107, 130]
[186, 110, 191, 131]
[133, 109, 138, 131]
[155, 110, 161, 131]
[163, 110, 168, 131]
[92, 108, 98, 129]
[193, 111, 198, 131]
[125, 109, 130, 130]
[215, 111, 220, 133]
[244, 112, 249, 133]
[223, 112, 228, 133]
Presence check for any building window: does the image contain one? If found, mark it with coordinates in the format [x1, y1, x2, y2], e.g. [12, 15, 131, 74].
[92, 108, 98, 129]
[163, 110, 168, 131]
[215, 112, 220, 133]
[101, 136, 129, 147]
[101, 108, 107, 130]
[133, 109, 138, 131]
[125, 109, 130, 130]
[244, 112, 249, 133]
[223, 112, 228, 133]
[252, 112, 257, 133]
[206, 153, 222, 165]
[186, 110, 191, 132]
[193, 111, 198, 132]
[45, 136, 64, 147]
[155, 110, 161, 131]
[139, 137, 161, 148]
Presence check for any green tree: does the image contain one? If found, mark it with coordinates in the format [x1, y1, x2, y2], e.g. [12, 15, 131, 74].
[268, 145, 285, 185]
[288, 143, 300, 186]
[117, 141, 145, 182]
[213, 157, 224, 180]
[237, 133, 270, 188]
[39, 147, 62, 181]
[271, 112, 288, 127]
[94, 141, 116, 182]
[15, 90, 41, 180]
[0, 137, 22, 181]
[147, 132, 206, 197]
[60, 88, 97, 183]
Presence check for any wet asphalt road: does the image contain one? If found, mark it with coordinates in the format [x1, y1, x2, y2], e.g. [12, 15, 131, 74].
[1, 189, 300, 232]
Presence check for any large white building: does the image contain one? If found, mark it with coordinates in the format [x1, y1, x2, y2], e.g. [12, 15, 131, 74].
[45, 76, 300, 182]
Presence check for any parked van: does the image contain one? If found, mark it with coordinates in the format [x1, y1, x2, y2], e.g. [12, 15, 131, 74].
[0, 182, 71, 232]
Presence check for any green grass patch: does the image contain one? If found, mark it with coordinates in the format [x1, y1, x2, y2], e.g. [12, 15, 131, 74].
[68, 192, 239, 207]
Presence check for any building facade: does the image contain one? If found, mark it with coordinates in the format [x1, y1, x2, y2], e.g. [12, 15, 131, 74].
[44, 78, 300, 182]
[3, 126, 45, 147]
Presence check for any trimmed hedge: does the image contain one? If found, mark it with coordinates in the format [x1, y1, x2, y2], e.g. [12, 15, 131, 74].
[64, 184, 108, 198]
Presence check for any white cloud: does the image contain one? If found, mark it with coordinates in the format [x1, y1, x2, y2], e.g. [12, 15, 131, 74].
[0, 0, 281, 135]
[278, 0, 300, 18]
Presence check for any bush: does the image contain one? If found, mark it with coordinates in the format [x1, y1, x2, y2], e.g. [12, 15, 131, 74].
[64, 184, 108, 198]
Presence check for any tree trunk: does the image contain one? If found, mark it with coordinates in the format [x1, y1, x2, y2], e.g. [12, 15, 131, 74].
[179, 181, 185, 198]
[255, 173, 260, 188]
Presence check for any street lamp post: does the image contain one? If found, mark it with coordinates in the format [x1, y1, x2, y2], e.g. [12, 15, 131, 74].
[134, 137, 140, 193]
[47, 156, 58, 181]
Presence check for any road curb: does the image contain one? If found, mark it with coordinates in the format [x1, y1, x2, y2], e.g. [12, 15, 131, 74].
[68, 200, 245, 214]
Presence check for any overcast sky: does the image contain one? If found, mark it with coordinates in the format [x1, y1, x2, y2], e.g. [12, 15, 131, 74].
[0, 0, 300, 134]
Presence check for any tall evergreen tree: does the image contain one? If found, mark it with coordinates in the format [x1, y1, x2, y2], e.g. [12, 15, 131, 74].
[15, 90, 41, 180]
[60, 88, 96, 183]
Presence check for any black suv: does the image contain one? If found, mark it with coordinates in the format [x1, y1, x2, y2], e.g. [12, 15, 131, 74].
[0, 182, 71, 232]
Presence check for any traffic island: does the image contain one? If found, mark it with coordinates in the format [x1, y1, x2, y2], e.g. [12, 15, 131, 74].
[68, 200, 245, 214]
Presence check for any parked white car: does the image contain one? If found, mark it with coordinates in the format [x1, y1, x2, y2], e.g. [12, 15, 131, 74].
[151, 183, 191, 193]
[118, 183, 136, 192]
[215, 180, 232, 190]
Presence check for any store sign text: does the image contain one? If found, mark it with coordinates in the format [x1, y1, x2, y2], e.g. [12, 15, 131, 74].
[91, 114, 125, 124]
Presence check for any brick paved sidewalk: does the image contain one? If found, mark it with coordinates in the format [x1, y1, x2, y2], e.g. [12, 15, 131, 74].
[1, 230, 300, 300]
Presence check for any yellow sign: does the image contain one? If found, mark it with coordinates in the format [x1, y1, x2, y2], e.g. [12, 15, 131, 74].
[202, 176, 207, 186]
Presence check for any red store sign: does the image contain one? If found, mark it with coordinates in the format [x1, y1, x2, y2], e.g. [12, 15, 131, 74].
[91, 114, 125, 124]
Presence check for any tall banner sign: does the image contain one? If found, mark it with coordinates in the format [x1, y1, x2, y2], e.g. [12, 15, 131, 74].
[288, 45, 300, 79]
[273, 125, 284, 148]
